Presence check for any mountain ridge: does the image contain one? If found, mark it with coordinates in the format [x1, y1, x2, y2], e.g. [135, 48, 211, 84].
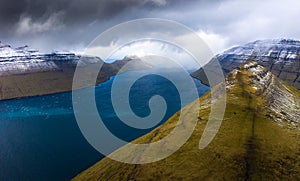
[74, 60, 300, 180]
[0, 43, 150, 100]
[192, 39, 300, 89]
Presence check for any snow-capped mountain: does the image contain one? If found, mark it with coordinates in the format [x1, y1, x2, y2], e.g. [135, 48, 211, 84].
[0, 42, 102, 75]
[218, 39, 300, 70]
[0, 42, 152, 100]
[192, 39, 300, 89]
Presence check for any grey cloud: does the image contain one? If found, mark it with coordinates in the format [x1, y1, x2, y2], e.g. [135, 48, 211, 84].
[16, 11, 65, 35]
[0, 0, 195, 50]
[0, 0, 172, 26]
[1, 0, 300, 54]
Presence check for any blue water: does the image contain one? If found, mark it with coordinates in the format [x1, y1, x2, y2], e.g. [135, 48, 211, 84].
[0, 69, 209, 180]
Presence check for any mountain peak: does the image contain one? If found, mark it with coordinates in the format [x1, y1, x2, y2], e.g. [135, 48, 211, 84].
[227, 61, 270, 94]
[226, 60, 300, 127]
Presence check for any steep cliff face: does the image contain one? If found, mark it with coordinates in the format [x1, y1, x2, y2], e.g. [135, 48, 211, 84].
[0, 43, 150, 100]
[74, 61, 300, 180]
[192, 39, 300, 89]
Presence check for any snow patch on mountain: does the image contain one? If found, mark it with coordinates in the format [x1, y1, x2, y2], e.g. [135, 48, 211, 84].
[220, 39, 300, 63]
[226, 61, 300, 127]
[0, 42, 103, 75]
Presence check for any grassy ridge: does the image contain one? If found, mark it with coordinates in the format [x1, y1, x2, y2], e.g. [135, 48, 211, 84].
[74, 65, 300, 180]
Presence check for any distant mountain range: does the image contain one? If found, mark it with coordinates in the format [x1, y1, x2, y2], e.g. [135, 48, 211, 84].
[0, 43, 83, 74]
[74, 61, 300, 180]
[0, 43, 150, 100]
[192, 39, 300, 89]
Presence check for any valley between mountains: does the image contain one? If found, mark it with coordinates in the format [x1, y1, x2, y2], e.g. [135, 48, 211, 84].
[1, 39, 300, 180]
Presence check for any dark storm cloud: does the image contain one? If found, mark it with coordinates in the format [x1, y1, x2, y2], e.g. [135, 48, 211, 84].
[0, 0, 201, 50]
[0, 0, 182, 26]
[0, 0, 26, 24]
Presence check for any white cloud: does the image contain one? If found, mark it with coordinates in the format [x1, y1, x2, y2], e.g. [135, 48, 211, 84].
[148, 0, 300, 50]
[16, 12, 64, 35]
[205, 0, 300, 46]
[197, 31, 229, 54]
[112, 0, 167, 6]
[147, 0, 167, 6]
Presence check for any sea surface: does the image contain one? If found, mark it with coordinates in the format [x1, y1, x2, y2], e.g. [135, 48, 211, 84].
[0, 69, 209, 180]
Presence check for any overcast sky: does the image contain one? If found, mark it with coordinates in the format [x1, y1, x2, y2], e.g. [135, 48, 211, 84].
[1, 0, 300, 55]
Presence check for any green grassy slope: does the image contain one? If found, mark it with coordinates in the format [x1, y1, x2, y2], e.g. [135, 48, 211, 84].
[74, 62, 300, 181]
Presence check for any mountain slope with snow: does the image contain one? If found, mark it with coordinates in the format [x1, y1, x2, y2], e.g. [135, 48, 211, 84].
[0, 43, 150, 100]
[0, 42, 101, 75]
[192, 39, 300, 89]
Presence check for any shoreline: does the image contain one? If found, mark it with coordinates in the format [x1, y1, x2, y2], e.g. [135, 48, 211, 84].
[0, 58, 150, 101]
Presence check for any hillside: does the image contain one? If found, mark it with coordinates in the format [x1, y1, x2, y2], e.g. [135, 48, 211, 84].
[74, 61, 300, 180]
[191, 39, 300, 89]
[0, 43, 150, 100]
